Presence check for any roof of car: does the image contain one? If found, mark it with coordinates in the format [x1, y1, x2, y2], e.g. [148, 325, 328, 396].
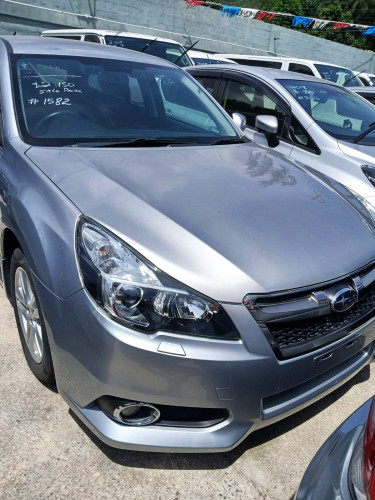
[214, 54, 355, 71]
[0, 35, 175, 67]
[188, 50, 237, 62]
[186, 63, 341, 85]
[347, 86, 375, 94]
[41, 29, 182, 46]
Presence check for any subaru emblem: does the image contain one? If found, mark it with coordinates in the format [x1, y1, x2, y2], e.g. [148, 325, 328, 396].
[330, 287, 357, 312]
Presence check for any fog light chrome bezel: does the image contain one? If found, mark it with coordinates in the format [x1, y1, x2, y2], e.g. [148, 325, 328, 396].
[113, 402, 161, 426]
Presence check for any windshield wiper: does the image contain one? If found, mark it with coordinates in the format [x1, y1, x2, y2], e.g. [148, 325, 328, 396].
[343, 69, 364, 87]
[140, 38, 158, 53]
[352, 121, 375, 143]
[208, 137, 248, 145]
[174, 41, 199, 65]
[67, 138, 199, 148]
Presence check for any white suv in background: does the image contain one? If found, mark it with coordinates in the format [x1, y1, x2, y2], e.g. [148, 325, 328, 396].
[188, 50, 238, 66]
[215, 54, 363, 86]
[41, 29, 193, 67]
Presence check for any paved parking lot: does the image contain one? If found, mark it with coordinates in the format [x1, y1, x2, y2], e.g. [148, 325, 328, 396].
[1, 285, 374, 500]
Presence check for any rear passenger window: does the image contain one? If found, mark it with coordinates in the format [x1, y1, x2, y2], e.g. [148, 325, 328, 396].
[49, 35, 81, 40]
[232, 59, 282, 69]
[288, 63, 315, 77]
[84, 35, 101, 43]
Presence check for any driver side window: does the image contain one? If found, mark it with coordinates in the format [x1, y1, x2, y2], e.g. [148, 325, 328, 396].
[221, 80, 287, 136]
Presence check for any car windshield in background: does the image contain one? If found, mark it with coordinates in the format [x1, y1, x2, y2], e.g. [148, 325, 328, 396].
[13, 55, 239, 147]
[104, 36, 192, 67]
[192, 58, 234, 66]
[279, 79, 375, 145]
[314, 63, 362, 86]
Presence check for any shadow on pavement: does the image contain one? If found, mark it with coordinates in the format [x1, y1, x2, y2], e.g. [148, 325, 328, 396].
[42, 380, 59, 393]
[68, 364, 370, 470]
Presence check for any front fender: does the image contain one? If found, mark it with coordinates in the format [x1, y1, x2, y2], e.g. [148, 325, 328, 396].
[0, 139, 82, 299]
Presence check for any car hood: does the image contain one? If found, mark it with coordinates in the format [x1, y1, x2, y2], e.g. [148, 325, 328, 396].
[26, 143, 375, 302]
[338, 141, 375, 165]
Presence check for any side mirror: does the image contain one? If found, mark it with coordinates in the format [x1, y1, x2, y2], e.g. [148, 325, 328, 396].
[232, 112, 247, 131]
[255, 115, 279, 148]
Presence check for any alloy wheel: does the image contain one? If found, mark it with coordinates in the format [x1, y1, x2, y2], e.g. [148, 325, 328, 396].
[15, 267, 43, 364]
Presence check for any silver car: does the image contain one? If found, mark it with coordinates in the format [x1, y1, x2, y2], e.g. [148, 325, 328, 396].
[295, 396, 375, 499]
[2, 36, 375, 453]
[186, 65, 375, 208]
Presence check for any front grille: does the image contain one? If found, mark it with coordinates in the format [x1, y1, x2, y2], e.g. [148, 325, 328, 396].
[268, 287, 375, 357]
[245, 262, 375, 359]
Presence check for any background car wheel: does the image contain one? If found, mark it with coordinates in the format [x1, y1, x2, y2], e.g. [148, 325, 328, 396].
[10, 248, 55, 384]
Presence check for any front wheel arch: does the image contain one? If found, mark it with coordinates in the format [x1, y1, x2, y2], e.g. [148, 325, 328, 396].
[2, 228, 22, 301]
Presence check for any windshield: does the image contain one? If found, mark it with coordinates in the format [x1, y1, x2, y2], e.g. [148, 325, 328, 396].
[104, 36, 193, 67]
[279, 79, 375, 145]
[13, 55, 239, 147]
[314, 63, 362, 86]
[192, 57, 234, 66]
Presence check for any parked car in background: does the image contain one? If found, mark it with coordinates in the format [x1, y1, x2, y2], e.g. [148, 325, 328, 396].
[188, 50, 238, 66]
[295, 396, 375, 499]
[41, 29, 193, 67]
[214, 55, 363, 86]
[187, 65, 375, 207]
[354, 70, 374, 87]
[349, 86, 375, 106]
[3, 36, 375, 453]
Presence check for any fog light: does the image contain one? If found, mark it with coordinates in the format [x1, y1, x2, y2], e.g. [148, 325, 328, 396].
[112, 402, 160, 426]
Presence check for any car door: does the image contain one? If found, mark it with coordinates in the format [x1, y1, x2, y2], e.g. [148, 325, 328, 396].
[193, 69, 294, 157]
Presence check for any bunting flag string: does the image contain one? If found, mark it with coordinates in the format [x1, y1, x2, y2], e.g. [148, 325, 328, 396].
[256, 11, 276, 21]
[331, 22, 350, 30]
[183, 0, 375, 36]
[238, 8, 258, 19]
[185, 0, 205, 7]
[311, 19, 331, 30]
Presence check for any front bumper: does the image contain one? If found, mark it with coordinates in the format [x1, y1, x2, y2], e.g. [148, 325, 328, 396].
[37, 280, 375, 453]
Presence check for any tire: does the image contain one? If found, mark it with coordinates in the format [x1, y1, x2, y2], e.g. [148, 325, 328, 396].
[10, 248, 55, 384]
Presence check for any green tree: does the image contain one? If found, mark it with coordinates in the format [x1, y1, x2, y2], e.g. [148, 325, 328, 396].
[347, 0, 375, 25]
[300, 0, 320, 17]
[272, 0, 302, 15]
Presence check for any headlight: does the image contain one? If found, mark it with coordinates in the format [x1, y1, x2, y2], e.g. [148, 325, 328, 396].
[76, 217, 239, 340]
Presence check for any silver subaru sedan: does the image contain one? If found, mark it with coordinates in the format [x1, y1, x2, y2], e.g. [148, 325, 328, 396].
[2, 36, 375, 452]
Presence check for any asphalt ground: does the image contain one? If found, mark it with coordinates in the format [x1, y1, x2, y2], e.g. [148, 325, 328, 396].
[1, 284, 374, 500]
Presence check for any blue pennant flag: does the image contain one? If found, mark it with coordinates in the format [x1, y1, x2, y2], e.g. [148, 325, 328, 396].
[363, 27, 375, 36]
[221, 6, 241, 17]
[292, 16, 313, 28]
